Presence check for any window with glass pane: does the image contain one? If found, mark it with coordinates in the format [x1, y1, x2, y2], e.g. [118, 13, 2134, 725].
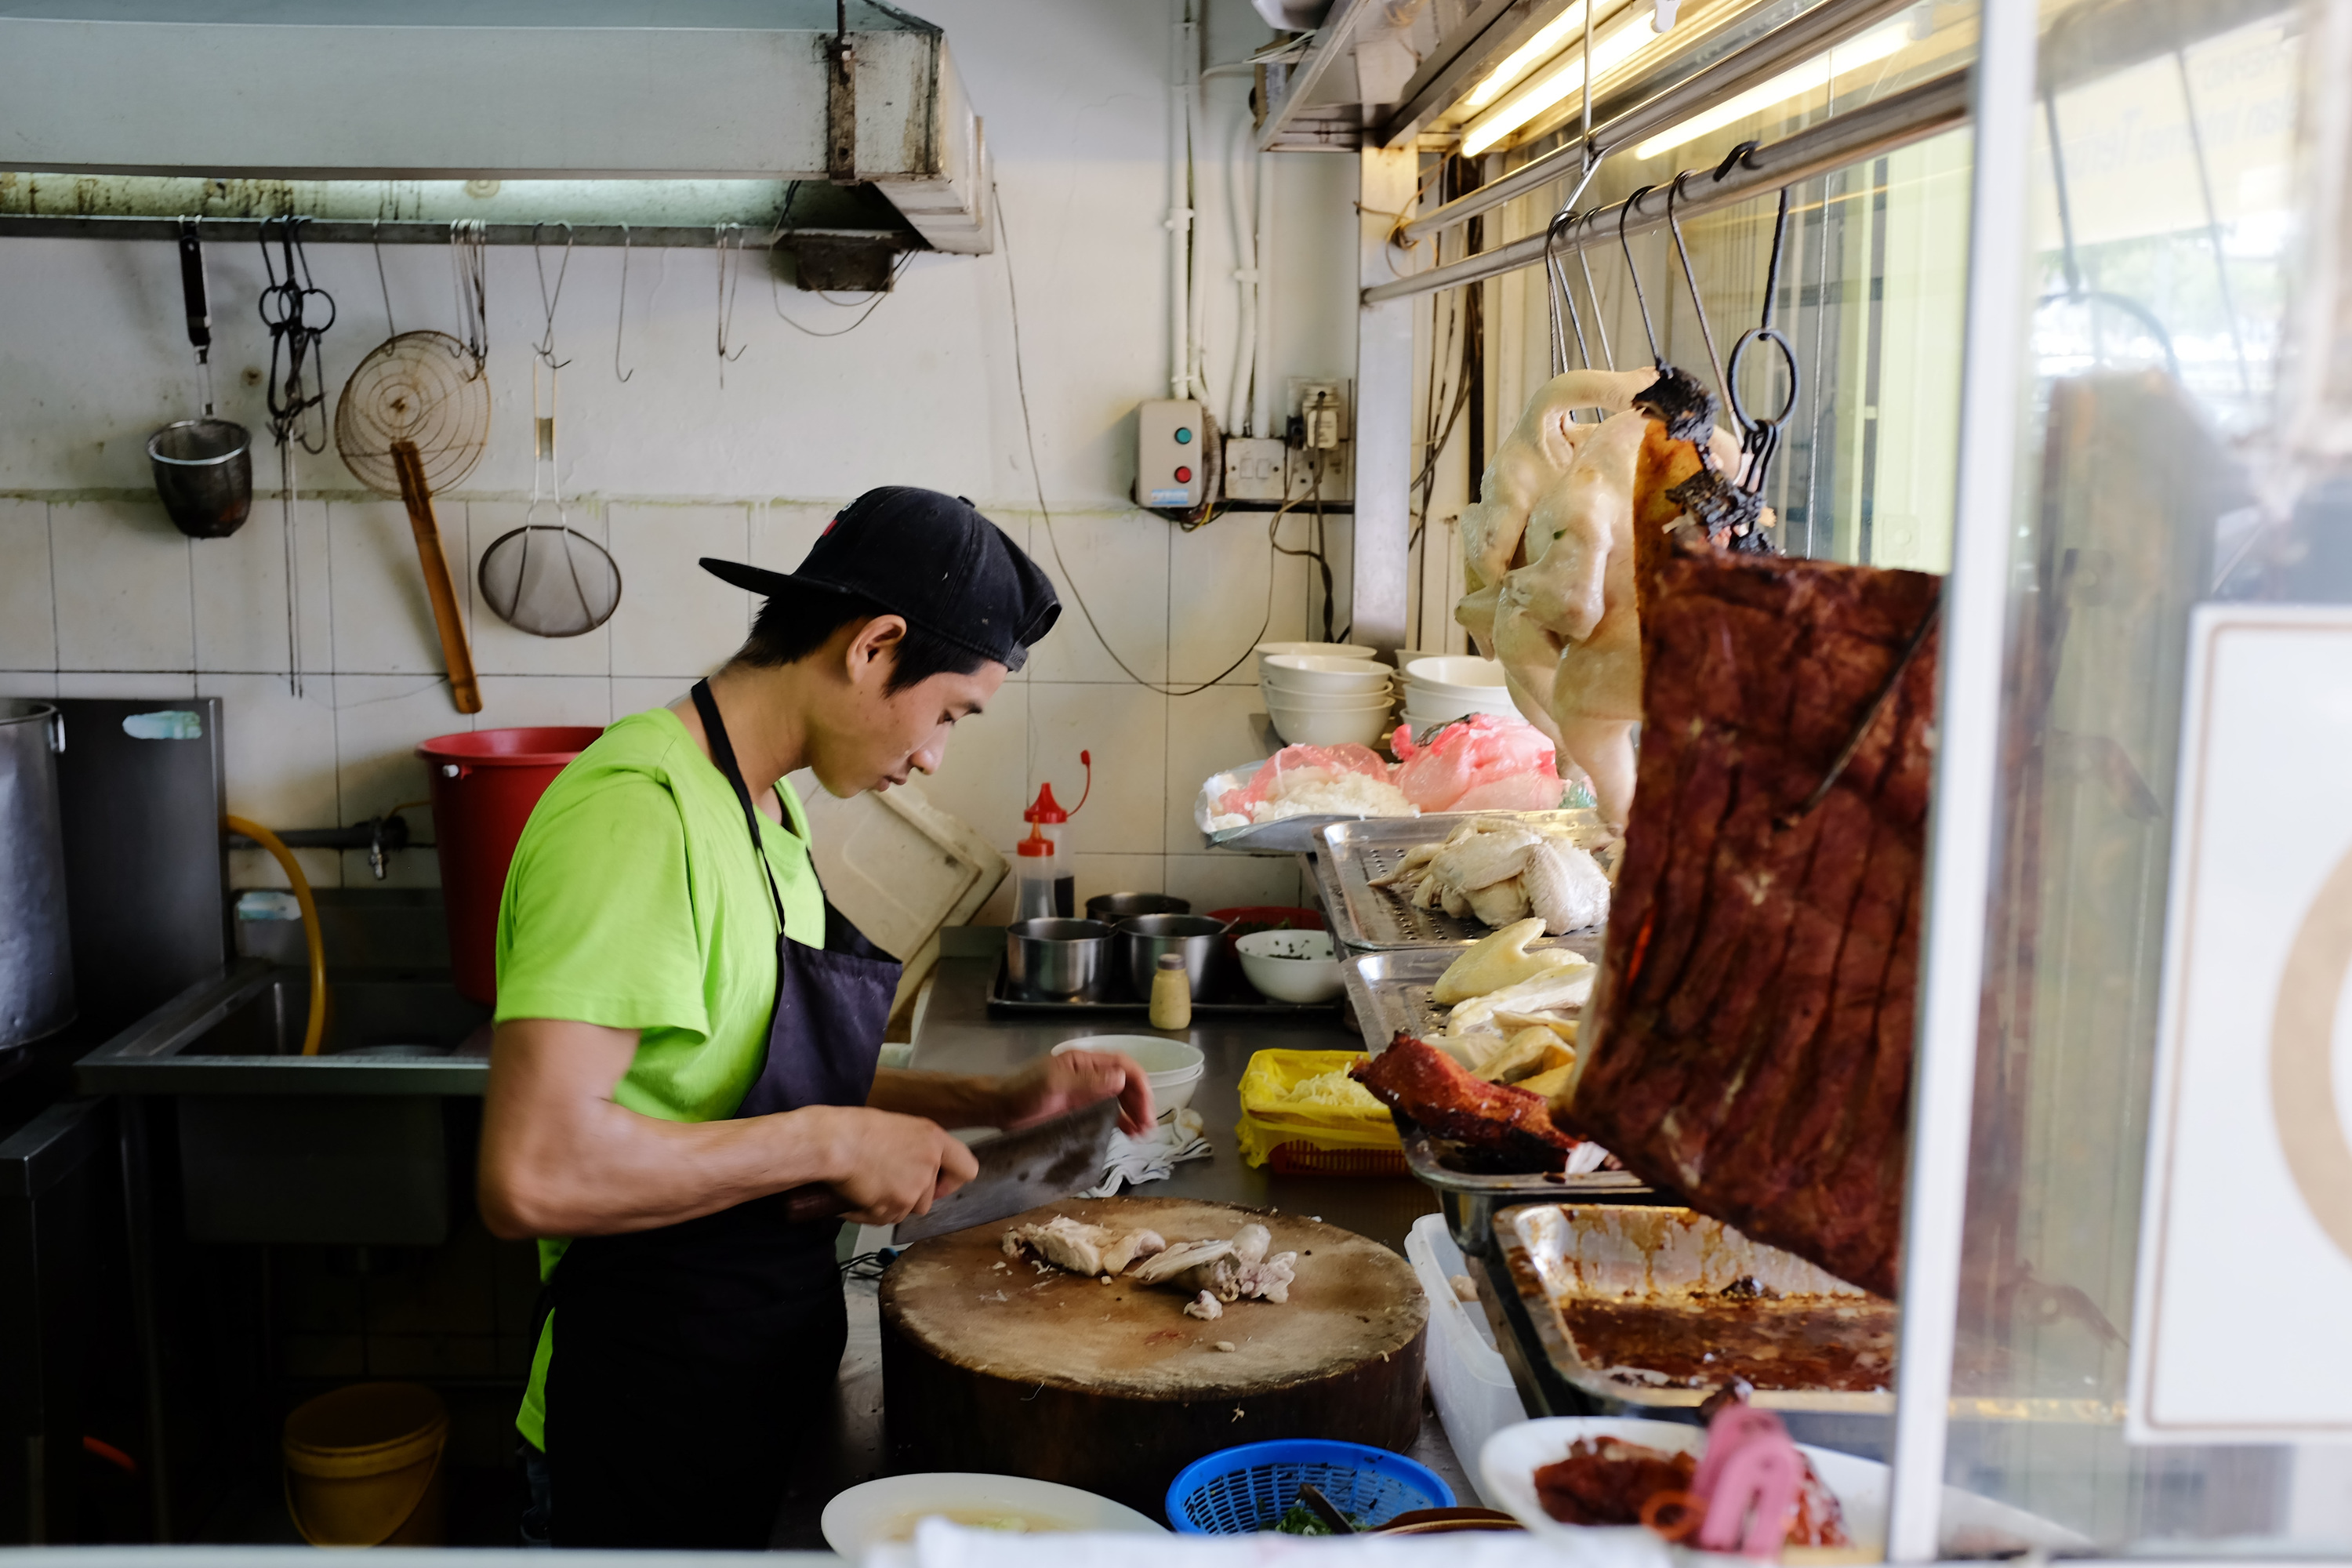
[1943, 0, 2352, 1552]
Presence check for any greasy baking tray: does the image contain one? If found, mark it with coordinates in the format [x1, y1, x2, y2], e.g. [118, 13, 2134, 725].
[1309, 811, 1609, 949]
[985, 959, 1335, 1017]
[1339, 945, 1604, 1054]
[1492, 1202, 1896, 1416]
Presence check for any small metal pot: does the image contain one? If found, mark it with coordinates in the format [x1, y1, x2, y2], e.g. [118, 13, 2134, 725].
[1004, 917, 1112, 1002]
[1115, 913, 1229, 1001]
[1083, 891, 1190, 925]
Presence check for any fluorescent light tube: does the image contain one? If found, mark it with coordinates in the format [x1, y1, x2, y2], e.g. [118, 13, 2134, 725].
[1462, 15, 1650, 157]
[1630, 19, 1911, 160]
[1465, 3, 1589, 111]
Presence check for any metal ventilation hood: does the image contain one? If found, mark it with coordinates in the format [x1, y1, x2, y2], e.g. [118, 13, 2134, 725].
[0, 0, 991, 252]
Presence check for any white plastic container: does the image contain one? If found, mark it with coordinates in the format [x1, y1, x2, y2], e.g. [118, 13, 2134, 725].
[1404, 1212, 1526, 1504]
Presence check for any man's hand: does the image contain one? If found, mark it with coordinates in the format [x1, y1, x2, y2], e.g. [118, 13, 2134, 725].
[816, 1106, 981, 1225]
[996, 1048, 1156, 1134]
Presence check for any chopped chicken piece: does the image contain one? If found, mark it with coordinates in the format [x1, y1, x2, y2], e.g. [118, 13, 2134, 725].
[1131, 1224, 1298, 1305]
[1185, 1290, 1224, 1321]
[1000, 1216, 1167, 1279]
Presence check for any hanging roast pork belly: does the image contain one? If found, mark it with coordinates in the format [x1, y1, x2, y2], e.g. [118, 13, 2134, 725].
[1561, 531, 1941, 1299]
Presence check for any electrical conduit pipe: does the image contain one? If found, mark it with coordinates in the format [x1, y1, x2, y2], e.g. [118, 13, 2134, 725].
[224, 815, 328, 1057]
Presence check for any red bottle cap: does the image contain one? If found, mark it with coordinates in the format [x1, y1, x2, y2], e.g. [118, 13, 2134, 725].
[1024, 782, 1068, 824]
[1016, 835, 1057, 857]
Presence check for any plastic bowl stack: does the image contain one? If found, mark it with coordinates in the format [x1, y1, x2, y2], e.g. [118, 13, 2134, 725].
[1254, 641, 1374, 688]
[1261, 653, 1393, 746]
[1398, 655, 1519, 730]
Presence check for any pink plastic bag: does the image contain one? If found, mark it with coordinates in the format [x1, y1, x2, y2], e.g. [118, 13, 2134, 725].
[1216, 743, 1392, 817]
[1388, 713, 1563, 813]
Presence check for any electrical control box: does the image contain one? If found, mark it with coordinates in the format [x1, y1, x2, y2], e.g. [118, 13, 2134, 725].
[1282, 378, 1353, 503]
[1136, 399, 1210, 510]
[1223, 437, 1287, 503]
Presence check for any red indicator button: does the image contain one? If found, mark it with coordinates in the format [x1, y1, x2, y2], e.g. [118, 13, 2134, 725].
[1174, 466, 1192, 483]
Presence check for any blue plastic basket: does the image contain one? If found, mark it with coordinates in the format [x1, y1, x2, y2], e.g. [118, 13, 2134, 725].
[1165, 1439, 1455, 1534]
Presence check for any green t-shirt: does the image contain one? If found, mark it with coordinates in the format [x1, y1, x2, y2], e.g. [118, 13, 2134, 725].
[492, 705, 826, 1450]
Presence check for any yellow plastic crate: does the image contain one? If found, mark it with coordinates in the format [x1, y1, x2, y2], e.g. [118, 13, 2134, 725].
[1234, 1049, 1404, 1172]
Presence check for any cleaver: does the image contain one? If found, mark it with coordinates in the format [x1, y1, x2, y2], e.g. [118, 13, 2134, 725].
[781, 1095, 1120, 1243]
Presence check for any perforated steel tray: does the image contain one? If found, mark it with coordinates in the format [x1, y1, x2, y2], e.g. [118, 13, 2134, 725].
[1308, 811, 1610, 950]
[1339, 943, 1605, 1054]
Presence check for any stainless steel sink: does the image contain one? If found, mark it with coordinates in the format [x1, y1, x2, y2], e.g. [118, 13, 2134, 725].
[76, 959, 492, 1244]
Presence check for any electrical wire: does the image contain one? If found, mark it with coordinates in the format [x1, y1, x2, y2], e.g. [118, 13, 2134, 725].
[995, 181, 1315, 697]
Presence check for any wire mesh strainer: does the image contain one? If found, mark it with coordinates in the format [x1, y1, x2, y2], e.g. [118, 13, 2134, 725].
[477, 358, 620, 638]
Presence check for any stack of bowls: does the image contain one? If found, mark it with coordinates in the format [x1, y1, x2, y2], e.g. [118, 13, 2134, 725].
[1261, 653, 1394, 746]
[1052, 1036, 1207, 1118]
[1398, 655, 1519, 730]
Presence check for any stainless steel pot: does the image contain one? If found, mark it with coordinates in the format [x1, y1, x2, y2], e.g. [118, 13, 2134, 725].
[1083, 891, 1190, 924]
[1004, 917, 1112, 1002]
[0, 699, 75, 1047]
[1115, 913, 1229, 1001]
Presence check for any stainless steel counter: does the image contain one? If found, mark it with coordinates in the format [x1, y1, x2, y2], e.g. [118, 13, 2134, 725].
[910, 935, 1436, 1254]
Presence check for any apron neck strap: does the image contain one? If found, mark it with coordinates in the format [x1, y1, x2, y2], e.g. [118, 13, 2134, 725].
[690, 678, 788, 933]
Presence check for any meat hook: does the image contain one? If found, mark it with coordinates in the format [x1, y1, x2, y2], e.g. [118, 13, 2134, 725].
[531, 220, 574, 371]
[1616, 187, 1664, 368]
[1664, 170, 1730, 416]
[1726, 184, 1800, 499]
[613, 223, 636, 383]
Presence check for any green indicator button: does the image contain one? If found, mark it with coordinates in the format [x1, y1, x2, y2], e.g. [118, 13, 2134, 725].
[1174, 426, 1193, 444]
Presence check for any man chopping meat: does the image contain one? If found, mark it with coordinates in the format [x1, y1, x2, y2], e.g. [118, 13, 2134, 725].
[477, 487, 1155, 1549]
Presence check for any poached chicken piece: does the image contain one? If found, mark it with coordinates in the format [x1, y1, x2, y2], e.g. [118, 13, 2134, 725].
[1130, 1223, 1298, 1305]
[1370, 817, 1613, 935]
[1000, 1216, 1167, 1278]
[1351, 1033, 1582, 1171]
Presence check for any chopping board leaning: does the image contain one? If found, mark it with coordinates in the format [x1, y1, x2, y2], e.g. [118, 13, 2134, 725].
[880, 1196, 1428, 1515]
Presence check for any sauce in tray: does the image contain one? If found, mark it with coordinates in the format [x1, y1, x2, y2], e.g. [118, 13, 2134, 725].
[1559, 1287, 1896, 1392]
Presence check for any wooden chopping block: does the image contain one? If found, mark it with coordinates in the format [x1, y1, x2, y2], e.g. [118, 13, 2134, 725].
[879, 1196, 1428, 1516]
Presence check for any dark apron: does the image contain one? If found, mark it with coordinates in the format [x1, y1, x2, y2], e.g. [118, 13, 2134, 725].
[543, 679, 902, 1550]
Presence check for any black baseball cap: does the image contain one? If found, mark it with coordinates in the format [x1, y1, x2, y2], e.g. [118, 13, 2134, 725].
[700, 487, 1060, 672]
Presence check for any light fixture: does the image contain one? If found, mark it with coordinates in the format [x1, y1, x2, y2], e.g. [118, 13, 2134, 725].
[1630, 18, 1911, 159]
[1461, 14, 1651, 157]
[1465, 2, 1588, 111]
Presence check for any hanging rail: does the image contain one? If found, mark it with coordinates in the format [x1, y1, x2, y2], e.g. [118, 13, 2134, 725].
[0, 216, 908, 248]
[1363, 64, 1966, 306]
[1400, 0, 1918, 245]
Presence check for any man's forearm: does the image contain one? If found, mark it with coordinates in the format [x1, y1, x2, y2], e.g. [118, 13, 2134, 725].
[866, 1065, 1010, 1127]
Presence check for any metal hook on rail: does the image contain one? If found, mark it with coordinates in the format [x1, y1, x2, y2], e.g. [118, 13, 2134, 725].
[1576, 240, 1614, 372]
[1726, 186, 1801, 499]
[614, 223, 636, 383]
[1665, 170, 1730, 415]
[531, 220, 574, 371]
[1617, 187, 1664, 368]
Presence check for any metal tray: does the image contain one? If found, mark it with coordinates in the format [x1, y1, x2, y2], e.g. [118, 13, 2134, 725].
[1192, 760, 1418, 855]
[1340, 944, 1603, 1054]
[1310, 811, 1610, 949]
[1492, 1202, 1896, 1417]
[985, 959, 1337, 1017]
[1400, 1125, 1672, 1254]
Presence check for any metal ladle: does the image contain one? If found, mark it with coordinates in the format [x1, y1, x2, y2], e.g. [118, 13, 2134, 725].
[147, 220, 253, 539]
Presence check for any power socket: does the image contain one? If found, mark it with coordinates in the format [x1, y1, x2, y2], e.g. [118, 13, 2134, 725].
[1286, 378, 1350, 450]
[1283, 441, 1352, 504]
[1223, 437, 1288, 503]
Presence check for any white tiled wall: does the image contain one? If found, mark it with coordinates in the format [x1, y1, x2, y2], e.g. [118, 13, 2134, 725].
[0, 490, 1348, 912]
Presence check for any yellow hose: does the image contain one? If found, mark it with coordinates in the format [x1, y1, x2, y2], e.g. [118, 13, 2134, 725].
[226, 815, 330, 1057]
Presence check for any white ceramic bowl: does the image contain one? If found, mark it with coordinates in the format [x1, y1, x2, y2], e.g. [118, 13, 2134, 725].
[1266, 703, 1394, 747]
[1236, 928, 1345, 1004]
[1262, 653, 1394, 695]
[1256, 641, 1375, 687]
[1264, 684, 1395, 712]
[1401, 655, 1510, 694]
[1478, 1417, 2087, 1556]
[1051, 1035, 1204, 1118]
[821, 1472, 1166, 1555]
[1403, 697, 1519, 728]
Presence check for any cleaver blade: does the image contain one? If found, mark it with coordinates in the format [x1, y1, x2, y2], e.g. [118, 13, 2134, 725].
[891, 1095, 1120, 1245]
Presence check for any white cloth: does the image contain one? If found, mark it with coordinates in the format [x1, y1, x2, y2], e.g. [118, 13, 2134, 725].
[1083, 1107, 1210, 1196]
[880, 1516, 1679, 1568]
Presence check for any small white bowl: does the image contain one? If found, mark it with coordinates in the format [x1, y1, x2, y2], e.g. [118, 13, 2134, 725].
[1265, 705, 1393, 747]
[1236, 928, 1345, 1004]
[1051, 1035, 1204, 1117]
[1264, 684, 1395, 712]
[821, 1472, 1165, 1555]
[1256, 641, 1374, 687]
[1262, 653, 1393, 695]
[1400, 655, 1509, 694]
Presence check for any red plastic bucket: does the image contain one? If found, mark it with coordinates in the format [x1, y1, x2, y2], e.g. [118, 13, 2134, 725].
[417, 727, 604, 1005]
